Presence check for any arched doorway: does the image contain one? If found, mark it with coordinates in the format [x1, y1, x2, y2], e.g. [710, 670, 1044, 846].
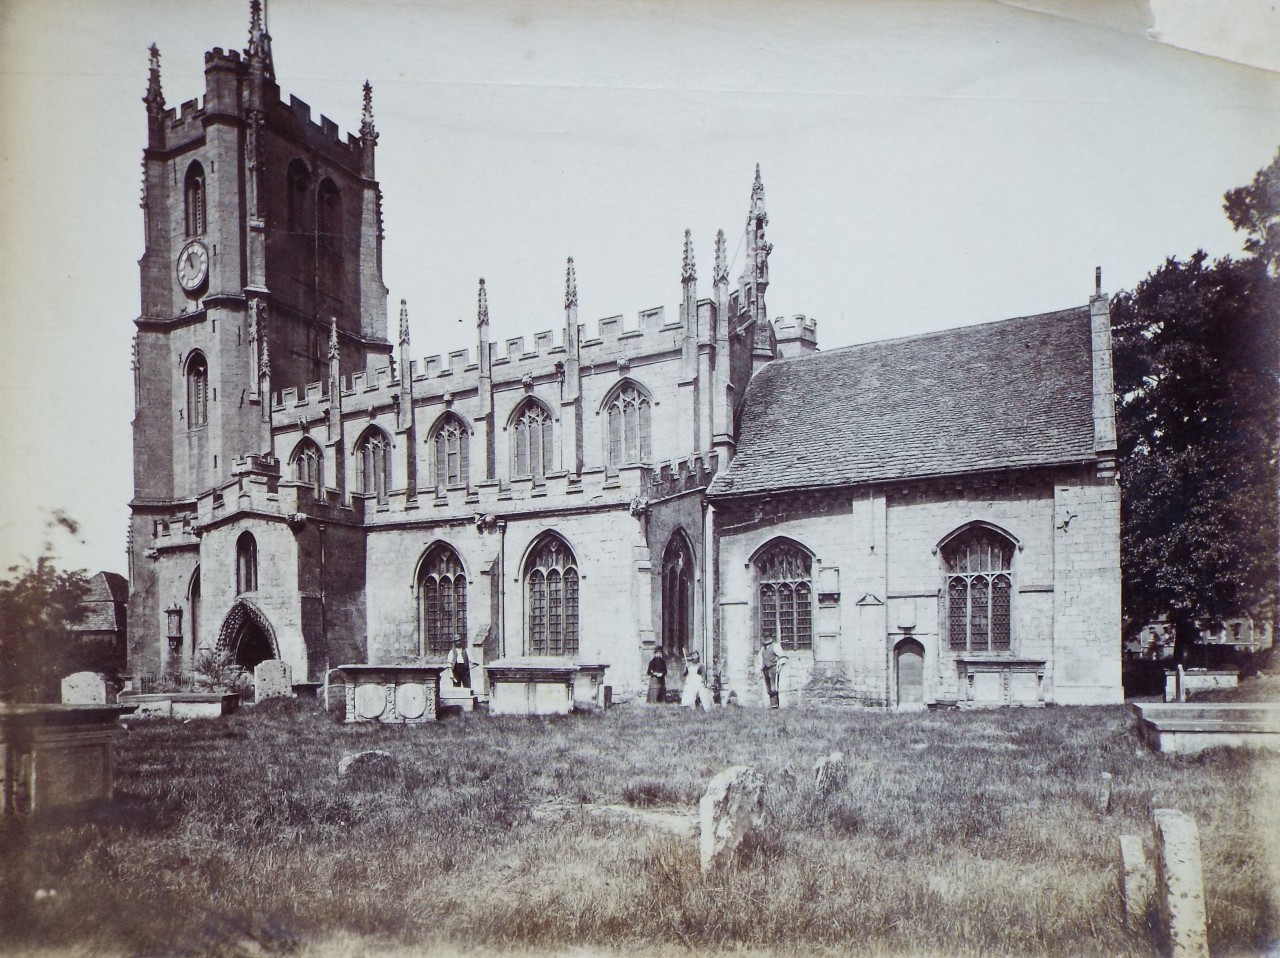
[216, 601, 280, 673]
[895, 638, 925, 709]
[661, 533, 695, 659]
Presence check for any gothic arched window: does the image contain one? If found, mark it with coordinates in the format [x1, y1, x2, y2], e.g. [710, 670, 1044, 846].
[512, 401, 554, 480]
[525, 535, 579, 656]
[418, 544, 467, 656]
[235, 532, 258, 594]
[317, 178, 340, 251]
[942, 527, 1014, 652]
[290, 438, 324, 499]
[355, 428, 392, 503]
[661, 533, 695, 657]
[286, 159, 310, 233]
[186, 352, 208, 428]
[604, 381, 653, 466]
[432, 415, 470, 490]
[756, 540, 813, 651]
[184, 161, 206, 236]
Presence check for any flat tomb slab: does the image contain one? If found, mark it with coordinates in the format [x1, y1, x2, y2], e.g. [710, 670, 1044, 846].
[0, 705, 137, 815]
[116, 692, 241, 720]
[1133, 703, 1280, 754]
[485, 659, 609, 716]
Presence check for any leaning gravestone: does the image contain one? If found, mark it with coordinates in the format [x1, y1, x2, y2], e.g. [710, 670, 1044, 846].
[1118, 834, 1153, 930]
[813, 751, 847, 796]
[254, 659, 292, 703]
[1152, 809, 1209, 958]
[338, 749, 399, 782]
[61, 671, 109, 705]
[699, 765, 765, 873]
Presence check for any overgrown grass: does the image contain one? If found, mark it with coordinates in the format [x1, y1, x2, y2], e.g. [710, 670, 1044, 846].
[2, 699, 1277, 957]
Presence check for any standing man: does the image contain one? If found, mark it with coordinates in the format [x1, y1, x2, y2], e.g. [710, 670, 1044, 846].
[758, 635, 785, 709]
[646, 648, 668, 704]
[447, 637, 472, 691]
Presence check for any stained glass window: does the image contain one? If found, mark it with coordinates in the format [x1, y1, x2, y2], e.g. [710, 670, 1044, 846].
[605, 384, 652, 466]
[513, 402, 554, 480]
[943, 528, 1014, 653]
[291, 439, 323, 498]
[419, 544, 466, 655]
[355, 429, 391, 503]
[526, 535, 578, 655]
[433, 416, 469, 489]
[756, 541, 813, 651]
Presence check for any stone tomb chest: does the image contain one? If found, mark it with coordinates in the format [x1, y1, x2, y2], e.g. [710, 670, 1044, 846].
[485, 659, 609, 716]
[1, 704, 136, 815]
[332, 665, 445, 723]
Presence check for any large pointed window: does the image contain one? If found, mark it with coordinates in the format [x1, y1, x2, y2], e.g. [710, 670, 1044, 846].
[235, 532, 258, 594]
[525, 535, 579, 656]
[290, 438, 324, 499]
[661, 533, 695, 657]
[184, 161, 206, 237]
[604, 381, 653, 466]
[512, 401, 554, 480]
[286, 159, 310, 234]
[432, 414, 470, 490]
[355, 428, 392, 504]
[186, 352, 208, 428]
[943, 527, 1014, 652]
[756, 540, 813, 651]
[317, 178, 340, 252]
[418, 544, 467, 656]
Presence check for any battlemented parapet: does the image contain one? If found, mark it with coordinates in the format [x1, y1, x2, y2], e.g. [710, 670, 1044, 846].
[772, 314, 818, 358]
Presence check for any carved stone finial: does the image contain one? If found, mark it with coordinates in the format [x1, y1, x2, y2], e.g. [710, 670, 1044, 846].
[565, 257, 578, 309]
[752, 162, 764, 200]
[360, 80, 378, 141]
[714, 228, 728, 286]
[398, 299, 410, 347]
[682, 228, 696, 283]
[246, 0, 274, 80]
[143, 44, 165, 113]
[477, 278, 489, 329]
[259, 332, 271, 378]
[328, 316, 340, 360]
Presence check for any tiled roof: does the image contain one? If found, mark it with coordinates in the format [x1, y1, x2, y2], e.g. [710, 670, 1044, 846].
[708, 307, 1097, 498]
[72, 571, 128, 633]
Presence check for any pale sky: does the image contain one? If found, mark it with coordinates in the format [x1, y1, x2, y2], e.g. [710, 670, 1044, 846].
[1, 0, 1277, 577]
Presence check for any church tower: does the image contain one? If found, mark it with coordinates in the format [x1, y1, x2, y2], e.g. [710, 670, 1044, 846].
[129, 2, 389, 676]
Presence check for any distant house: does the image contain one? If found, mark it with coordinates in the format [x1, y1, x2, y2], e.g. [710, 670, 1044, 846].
[72, 571, 128, 674]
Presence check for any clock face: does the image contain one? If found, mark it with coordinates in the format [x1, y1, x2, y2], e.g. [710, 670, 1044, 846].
[177, 241, 209, 292]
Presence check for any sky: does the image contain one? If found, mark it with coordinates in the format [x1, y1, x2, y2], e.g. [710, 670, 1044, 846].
[0, 0, 1277, 577]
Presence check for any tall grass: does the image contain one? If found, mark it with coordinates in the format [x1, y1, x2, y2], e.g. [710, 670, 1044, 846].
[2, 699, 1276, 957]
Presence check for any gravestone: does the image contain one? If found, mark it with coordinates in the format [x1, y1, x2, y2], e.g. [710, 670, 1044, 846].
[61, 672, 110, 705]
[813, 751, 847, 796]
[699, 765, 765, 873]
[1152, 809, 1209, 958]
[338, 749, 399, 781]
[1118, 834, 1153, 929]
[253, 660, 292, 703]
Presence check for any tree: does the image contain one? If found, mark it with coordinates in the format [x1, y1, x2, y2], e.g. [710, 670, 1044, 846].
[1112, 156, 1280, 662]
[0, 514, 92, 703]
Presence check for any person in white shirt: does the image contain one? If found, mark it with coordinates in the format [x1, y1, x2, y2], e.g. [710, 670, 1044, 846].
[680, 651, 713, 711]
[447, 637, 472, 690]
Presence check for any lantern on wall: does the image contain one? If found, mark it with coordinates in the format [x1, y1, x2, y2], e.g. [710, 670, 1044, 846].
[165, 604, 183, 650]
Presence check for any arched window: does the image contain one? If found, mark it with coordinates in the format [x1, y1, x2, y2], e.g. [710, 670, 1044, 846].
[525, 535, 578, 656]
[512, 401, 554, 480]
[189, 565, 201, 656]
[756, 540, 813, 651]
[942, 527, 1014, 652]
[317, 178, 340, 251]
[286, 159, 310, 233]
[235, 532, 258, 594]
[186, 352, 208, 428]
[661, 533, 695, 657]
[290, 438, 324, 499]
[418, 544, 467, 656]
[432, 415, 470, 490]
[604, 382, 653, 466]
[355, 428, 392, 503]
[184, 161, 206, 236]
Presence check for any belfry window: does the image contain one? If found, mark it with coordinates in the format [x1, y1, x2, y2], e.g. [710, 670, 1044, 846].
[286, 159, 310, 233]
[184, 161, 206, 236]
[419, 544, 467, 656]
[186, 352, 208, 428]
[756, 540, 813, 651]
[432, 415, 469, 489]
[235, 532, 258, 594]
[942, 527, 1014, 652]
[525, 535, 579, 656]
[290, 438, 324, 499]
[605, 382, 652, 466]
[512, 401, 554, 480]
[355, 428, 392, 503]
[317, 178, 340, 251]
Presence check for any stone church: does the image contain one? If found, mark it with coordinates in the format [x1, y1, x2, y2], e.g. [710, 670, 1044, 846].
[127, 5, 1122, 709]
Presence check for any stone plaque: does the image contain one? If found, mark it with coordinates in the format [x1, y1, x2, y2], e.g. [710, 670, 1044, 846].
[395, 683, 427, 720]
[354, 683, 387, 720]
[61, 672, 108, 705]
[253, 660, 292, 703]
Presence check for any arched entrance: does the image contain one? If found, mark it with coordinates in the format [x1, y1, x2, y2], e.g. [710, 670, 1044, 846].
[895, 638, 925, 709]
[216, 601, 280, 672]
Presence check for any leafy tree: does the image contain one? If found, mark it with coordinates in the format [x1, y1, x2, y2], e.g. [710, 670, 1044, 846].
[0, 514, 92, 703]
[1112, 154, 1280, 661]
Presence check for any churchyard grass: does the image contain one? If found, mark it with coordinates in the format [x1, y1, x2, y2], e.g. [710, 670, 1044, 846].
[2, 699, 1276, 957]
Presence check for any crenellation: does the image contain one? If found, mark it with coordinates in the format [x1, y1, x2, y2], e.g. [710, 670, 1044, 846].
[280, 386, 298, 406]
[598, 316, 622, 341]
[421, 355, 442, 378]
[304, 382, 324, 404]
[348, 371, 367, 393]
[534, 330, 555, 352]
[448, 349, 470, 372]
[505, 337, 526, 360]
[372, 365, 394, 389]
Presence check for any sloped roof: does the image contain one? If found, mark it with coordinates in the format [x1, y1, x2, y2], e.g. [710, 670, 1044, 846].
[73, 571, 128, 632]
[707, 307, 1097, 498]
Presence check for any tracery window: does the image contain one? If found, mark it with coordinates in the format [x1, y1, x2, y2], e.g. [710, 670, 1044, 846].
[605, 382, 652, 466]
[186, 352, 208, 428]
[525, 535, 578, 656]
[235, 532, 258, 594]
[418, 544, 467, 656]
[942, 527, 1014, 652]
[432, 415, 469, 489]
[512, 401, 554, 480]
[286, 159, 310, 233]
[184, 161, 206, 236]
[661, 534, 695, 657]
[355, 428, 391, 503]
[290, 438, 324, 499]
[756, 540, 813, 651]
